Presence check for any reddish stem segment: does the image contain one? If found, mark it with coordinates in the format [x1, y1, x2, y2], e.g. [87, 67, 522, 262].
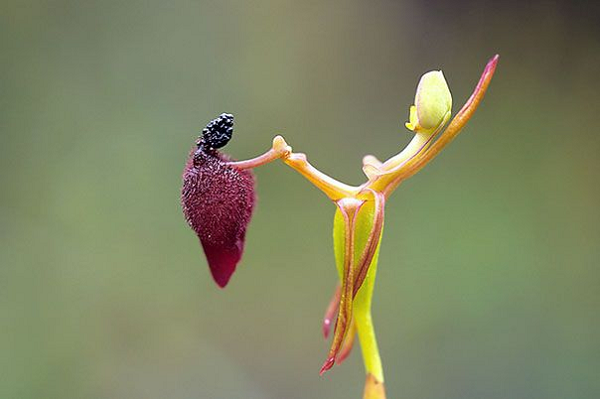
[227, 136, 291, 170]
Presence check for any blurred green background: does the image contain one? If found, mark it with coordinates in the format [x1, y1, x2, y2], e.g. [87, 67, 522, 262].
[1, 1, 599, 398]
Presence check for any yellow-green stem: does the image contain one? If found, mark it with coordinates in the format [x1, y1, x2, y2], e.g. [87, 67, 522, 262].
[355, 308, 383, 382]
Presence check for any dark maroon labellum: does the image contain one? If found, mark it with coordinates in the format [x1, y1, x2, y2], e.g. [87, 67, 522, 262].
[181, 114, 256, 287]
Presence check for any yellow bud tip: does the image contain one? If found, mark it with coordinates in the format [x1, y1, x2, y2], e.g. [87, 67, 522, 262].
[406, 70, 452, 133]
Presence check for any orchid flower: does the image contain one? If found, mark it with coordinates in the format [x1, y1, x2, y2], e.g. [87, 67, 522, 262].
[182, 55, 499, 399]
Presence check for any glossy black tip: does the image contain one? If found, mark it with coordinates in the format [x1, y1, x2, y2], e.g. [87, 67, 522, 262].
[201, 113, 234, 149]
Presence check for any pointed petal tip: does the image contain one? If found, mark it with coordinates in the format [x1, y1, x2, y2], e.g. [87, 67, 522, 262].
[203, 241, 243, 288]
[319, 357, 335, 376]
[212, 273, 231, 288]
[485, 54, 500, 74]
[209, 262, 234, 288]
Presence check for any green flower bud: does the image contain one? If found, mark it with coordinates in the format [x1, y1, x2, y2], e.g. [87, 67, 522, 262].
[405, 70, 452, 133]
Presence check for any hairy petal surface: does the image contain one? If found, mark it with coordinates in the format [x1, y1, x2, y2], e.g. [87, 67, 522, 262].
[182, 149, 256, 287]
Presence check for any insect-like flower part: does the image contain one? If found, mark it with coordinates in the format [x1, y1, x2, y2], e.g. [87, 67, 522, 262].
[181, 56, 499, 398]
[181, 113, 256, 288]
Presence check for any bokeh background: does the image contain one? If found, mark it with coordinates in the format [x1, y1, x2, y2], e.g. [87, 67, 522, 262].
[2, 1, 599, 398]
